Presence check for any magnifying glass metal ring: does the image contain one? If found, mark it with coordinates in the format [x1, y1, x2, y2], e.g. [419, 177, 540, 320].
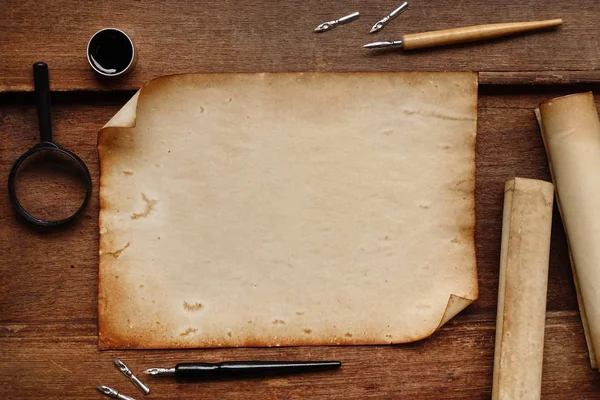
[8, 142, 92, 227]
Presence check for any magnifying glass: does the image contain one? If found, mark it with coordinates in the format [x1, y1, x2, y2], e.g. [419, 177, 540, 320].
[8, 62, 92, 227]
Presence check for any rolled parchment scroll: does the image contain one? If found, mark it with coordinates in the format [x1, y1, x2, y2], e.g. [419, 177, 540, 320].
[492, 178, 554, 400]
[535, 92, 600, 369]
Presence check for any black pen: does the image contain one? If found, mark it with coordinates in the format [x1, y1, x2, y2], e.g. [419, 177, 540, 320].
[143, 360, 341, 381]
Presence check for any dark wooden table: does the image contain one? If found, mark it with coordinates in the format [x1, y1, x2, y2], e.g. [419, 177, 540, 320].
[1, 1, 600, 398]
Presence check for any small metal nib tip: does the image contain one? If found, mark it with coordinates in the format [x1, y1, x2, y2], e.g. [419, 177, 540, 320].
[96, 385, 117, 396]
[363, 40, 403, 49]
[113, 358, 125, 368]
[143, 367, 175, 376]
[314, 23, 330, 33]
[363, 42, 385, 49]
[370, 24, 382, 33]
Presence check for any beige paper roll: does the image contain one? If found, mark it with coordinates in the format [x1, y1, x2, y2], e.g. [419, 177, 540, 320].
[535, 92, 600, 369]
[492, 178, 554, 400]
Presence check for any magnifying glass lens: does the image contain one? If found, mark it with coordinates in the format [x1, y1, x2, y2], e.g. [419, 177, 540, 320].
[13, 149, 89, 222]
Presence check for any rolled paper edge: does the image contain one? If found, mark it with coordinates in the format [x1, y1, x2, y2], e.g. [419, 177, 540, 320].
[492, 177, 554, 399]
[535, 98, 599, 370]
[492, 179, 516, 400]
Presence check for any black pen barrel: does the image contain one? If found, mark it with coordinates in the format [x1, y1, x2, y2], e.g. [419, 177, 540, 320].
[175, 361, 341, 380]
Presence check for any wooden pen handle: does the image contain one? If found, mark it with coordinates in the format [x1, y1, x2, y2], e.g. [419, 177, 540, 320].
[402, 18, 562, 50]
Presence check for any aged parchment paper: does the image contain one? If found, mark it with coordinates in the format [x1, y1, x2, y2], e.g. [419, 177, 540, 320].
[98, 72, 478, 349]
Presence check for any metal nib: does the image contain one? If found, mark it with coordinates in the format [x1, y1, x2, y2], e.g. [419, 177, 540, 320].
[143, 367, 176, 376]
[113, 358, 150, 395]
[370, 22, 385, 33]
[314, 12, 360, 32]
[97, 386, 118, 397]
[96, 385, 137, 400]
[314, 21, 336, 32]
[370, 2, 408, 33]
[363, 40, 404, 49]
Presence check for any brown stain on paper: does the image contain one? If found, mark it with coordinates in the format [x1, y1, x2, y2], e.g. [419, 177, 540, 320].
[103, 242, 131, 259]
[183, 301, 203, 311]
[131, 193, 158, 220]
[180, 328, 198, 337]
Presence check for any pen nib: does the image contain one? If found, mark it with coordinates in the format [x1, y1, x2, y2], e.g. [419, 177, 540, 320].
[143, 368, 161, 375]
[369, 1, 408, 33]
[363, 40, 404, 49]
[143, 367, 175, 376]
[113, 358, 131, 376]
[314, 12, 359, 33]
[113, 358, 150, 395]
[314, 21, 335, 32]
[370, 22, 384, 33]
[96, 386, 137, 400]
[97, 386, 118, 397]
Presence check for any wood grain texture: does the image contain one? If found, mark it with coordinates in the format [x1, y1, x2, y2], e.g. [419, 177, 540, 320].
[2, 0, 600, 396]
[1, 0, 599, 91]
[0, 313, 597, 400]
[2, 91, 600, 398]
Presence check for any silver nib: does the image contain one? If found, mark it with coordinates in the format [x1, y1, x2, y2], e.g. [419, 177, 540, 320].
[143, 367, 176, 376]
[97, 386, 119, 398]
[314, 20, 336, 32]
[96, 385, 137, 400]
[113, 358, 150, 395]
[370, 2, 408, 33]
[314, 12, 360, 32]
[363, 40, 404, 49]
[370, 22, 385, 33]
[114, 358, 133, 377]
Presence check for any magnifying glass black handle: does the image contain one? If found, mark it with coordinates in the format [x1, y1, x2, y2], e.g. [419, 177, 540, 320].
[7, 62, 92, 228]
[33, 62, 52, 143]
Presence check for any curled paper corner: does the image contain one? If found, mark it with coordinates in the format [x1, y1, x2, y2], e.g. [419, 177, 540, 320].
[101, 74, 194, 131]
[437, 293, 476, 329]
[103, 90, 140, 129]
[392, 292, 477, 345]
